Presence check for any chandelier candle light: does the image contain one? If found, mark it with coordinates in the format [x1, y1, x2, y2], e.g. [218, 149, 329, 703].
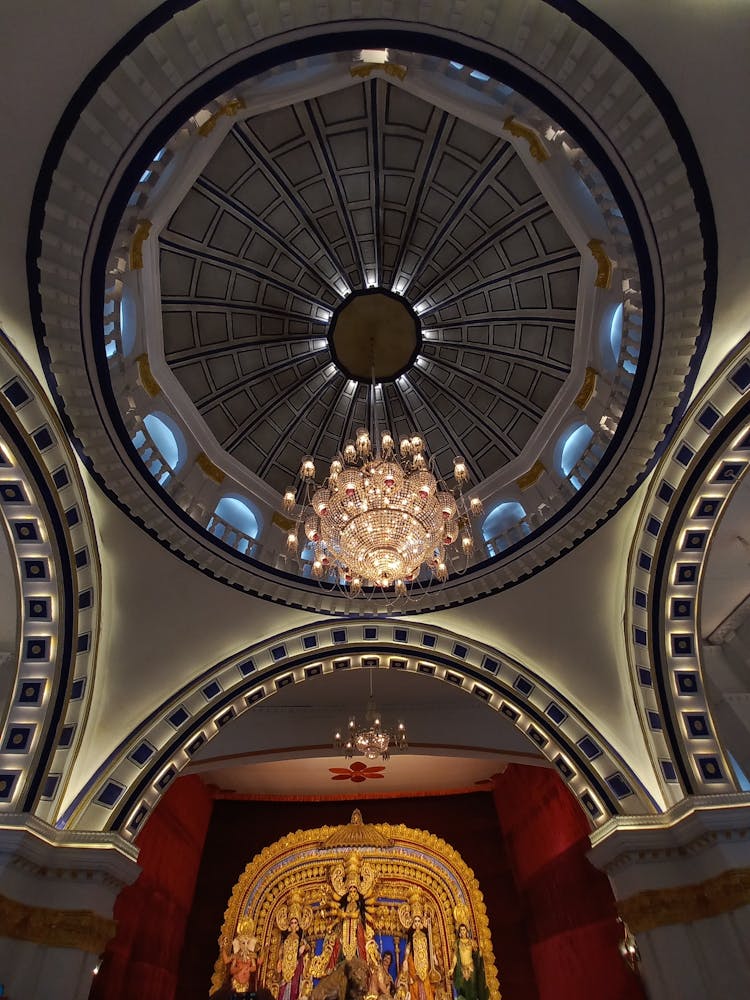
[282, 354, 483, 597]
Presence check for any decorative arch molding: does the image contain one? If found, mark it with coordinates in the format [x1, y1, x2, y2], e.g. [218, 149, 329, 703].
[62, 619, 654, 838]
[0, 330, 101, 821]
[626, 335, 750, 804]
[29, 0, 715, 614]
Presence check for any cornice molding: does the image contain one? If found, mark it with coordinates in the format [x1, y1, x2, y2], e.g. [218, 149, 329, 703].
[589, 795, 750, 888]
[0, 814, 139, 884]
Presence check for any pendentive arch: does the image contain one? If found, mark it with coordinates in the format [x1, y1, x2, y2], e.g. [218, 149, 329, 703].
[626, 334, 750, 803]
[62, 618, 655, 838]
[0, 330, 101, 822]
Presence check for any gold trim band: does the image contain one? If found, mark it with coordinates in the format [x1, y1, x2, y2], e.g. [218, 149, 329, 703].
[198, 98, 246, 136]
[619, 868, 750, 934]
[0, 892, 116, 953]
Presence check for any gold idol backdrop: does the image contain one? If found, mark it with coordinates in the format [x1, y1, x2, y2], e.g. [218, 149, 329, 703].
[211, 810, 500, 998]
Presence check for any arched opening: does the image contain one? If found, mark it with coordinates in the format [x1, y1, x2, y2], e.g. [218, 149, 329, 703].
[79, 622, 649, 999]
[608, 302, 623, 366]
[559, 424, 594, 490]
[209, 495, 261, 554]
[137, 412, 187, 485]
[482, 501, 529, 556]
[91, 665, 643, 1000]
[119, 287, 137, 356]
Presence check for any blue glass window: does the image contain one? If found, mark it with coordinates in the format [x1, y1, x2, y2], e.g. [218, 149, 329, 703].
[560, 424, 594, 488]
[212, 496, 261, 554]
[482, 501, 528, 556]
[143, 413, 183, 472]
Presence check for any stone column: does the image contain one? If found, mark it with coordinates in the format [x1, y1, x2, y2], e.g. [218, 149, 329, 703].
[588, 795, 750, 1000]
[0, 815, 140, 999]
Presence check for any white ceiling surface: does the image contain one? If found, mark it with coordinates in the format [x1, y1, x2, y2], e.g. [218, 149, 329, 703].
[192, 754, 512, 799]
[187, 669, 541, 796]
[419, 482, 653, 790]
[0, 3, 748, 811]
[593, 0, 750, 390]
[190, 667, 537, 758]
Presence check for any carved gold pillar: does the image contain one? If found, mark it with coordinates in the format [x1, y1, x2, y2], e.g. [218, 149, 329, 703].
[589, 797, 750, 1000]
[0, 819, 139, 1000]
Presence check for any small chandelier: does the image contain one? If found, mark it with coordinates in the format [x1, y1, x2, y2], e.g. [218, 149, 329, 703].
[282, 365, 483, 597]
[334, 669, 407, 760]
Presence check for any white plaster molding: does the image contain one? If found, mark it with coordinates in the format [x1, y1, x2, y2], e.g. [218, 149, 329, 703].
[589, 794, 750, 898]
[0, 814, 139, 916]
[69, 617, 653, 835]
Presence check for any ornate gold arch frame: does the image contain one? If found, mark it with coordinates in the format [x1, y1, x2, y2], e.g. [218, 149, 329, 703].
[211, 811, 500, 999]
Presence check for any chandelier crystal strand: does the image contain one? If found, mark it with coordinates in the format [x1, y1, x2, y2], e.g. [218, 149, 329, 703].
[283, 358, 483, 598]
[333, 667, 407, 760]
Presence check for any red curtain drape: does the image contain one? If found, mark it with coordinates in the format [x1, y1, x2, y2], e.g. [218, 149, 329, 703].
[89, 774, 214, 1000]
[492, 765, 645, 1000]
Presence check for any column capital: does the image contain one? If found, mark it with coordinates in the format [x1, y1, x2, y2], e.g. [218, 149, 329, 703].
[588, 794, 750, 933]
[0, 814, 140, 916]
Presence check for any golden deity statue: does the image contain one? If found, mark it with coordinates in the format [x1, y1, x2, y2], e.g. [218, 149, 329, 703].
[210, 811, 501, 1000]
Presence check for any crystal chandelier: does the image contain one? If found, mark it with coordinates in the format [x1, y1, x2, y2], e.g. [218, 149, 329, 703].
[282, 372, 483, 597]
[334, 669, 407, 760]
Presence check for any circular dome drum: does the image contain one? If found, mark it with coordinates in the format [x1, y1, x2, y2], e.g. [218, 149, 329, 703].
[29, 17, 713, 614]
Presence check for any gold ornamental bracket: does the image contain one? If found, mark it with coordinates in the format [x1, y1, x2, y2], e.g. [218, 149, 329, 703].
[574, 367, 598, 410]
[587, 238, 615, 289]
[350, 61, 407, 82]
[502, 115, 550, 162]
[516, 460, 545, 491]
[272, 510, 296, 533]
[198, 97, 246, 137]
[136, 354, 160, 398]
[129, 220, 151, 270]
[196, 452, 225, 484]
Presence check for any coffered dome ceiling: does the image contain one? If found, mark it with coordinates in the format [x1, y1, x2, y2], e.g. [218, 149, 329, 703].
[160, 80, 579, 493]
[31, 31, 712, 613]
